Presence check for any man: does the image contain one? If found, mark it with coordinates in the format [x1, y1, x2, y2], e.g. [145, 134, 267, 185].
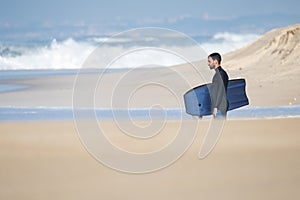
[207, 53, 229, 118]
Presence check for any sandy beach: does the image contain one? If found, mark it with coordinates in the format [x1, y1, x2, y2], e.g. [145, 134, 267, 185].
[1, 119, 300, 200]
[1, 24, 300, 199]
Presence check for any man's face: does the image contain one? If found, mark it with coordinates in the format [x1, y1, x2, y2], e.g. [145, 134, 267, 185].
[208, 57, 215, 70]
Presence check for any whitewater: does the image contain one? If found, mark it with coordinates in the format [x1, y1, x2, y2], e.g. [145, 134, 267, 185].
[0, 32, 258, 70]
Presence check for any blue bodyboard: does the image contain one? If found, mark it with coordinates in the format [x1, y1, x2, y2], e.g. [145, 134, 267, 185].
[184, 79, 249, 116]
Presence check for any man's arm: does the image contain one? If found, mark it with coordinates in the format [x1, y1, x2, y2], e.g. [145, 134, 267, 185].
[211, 71, 226, 117]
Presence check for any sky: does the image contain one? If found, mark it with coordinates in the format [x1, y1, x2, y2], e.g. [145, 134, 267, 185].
[0, 0, 299, 41]
[1, 0, 299, 22]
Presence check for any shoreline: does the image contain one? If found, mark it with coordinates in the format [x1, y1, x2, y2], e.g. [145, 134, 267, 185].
[0, 105, 299, 122]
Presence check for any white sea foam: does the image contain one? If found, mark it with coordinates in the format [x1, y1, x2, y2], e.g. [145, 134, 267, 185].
[0, 38, 95, 70]
[201, 32, 259, 54]
[0, 32, 259, 70]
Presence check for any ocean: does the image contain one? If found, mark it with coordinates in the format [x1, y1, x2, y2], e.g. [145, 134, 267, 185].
[1, 32, 299, 121]
[0, 32, 259, 70]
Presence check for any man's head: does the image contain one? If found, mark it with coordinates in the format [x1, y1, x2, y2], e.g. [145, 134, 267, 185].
[208, 52, 222, 70]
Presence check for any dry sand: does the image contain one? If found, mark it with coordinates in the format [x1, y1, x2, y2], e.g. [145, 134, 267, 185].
[0, 119, 300, 200]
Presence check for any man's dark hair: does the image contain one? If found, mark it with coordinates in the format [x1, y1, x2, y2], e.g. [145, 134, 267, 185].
[208, 52, 222, 64]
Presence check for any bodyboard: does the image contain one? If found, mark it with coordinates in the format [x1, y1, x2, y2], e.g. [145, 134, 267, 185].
[184, 78, 249, 116]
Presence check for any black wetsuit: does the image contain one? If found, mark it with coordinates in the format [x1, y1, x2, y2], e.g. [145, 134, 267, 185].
[210, 66, 229, 116]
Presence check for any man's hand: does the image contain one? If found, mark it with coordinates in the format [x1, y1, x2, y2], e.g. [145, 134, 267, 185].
[213, 107, 218, 118]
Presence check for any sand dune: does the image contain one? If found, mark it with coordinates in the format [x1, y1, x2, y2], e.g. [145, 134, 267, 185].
[222, 24, 300, 106]
[224, 24, 300, 78]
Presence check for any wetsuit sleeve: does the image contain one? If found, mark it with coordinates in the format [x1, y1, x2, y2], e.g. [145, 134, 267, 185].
[210, 71, 226, 109]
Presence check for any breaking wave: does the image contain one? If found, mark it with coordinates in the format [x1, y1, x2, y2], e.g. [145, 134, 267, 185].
[0, 32, 259, 70]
